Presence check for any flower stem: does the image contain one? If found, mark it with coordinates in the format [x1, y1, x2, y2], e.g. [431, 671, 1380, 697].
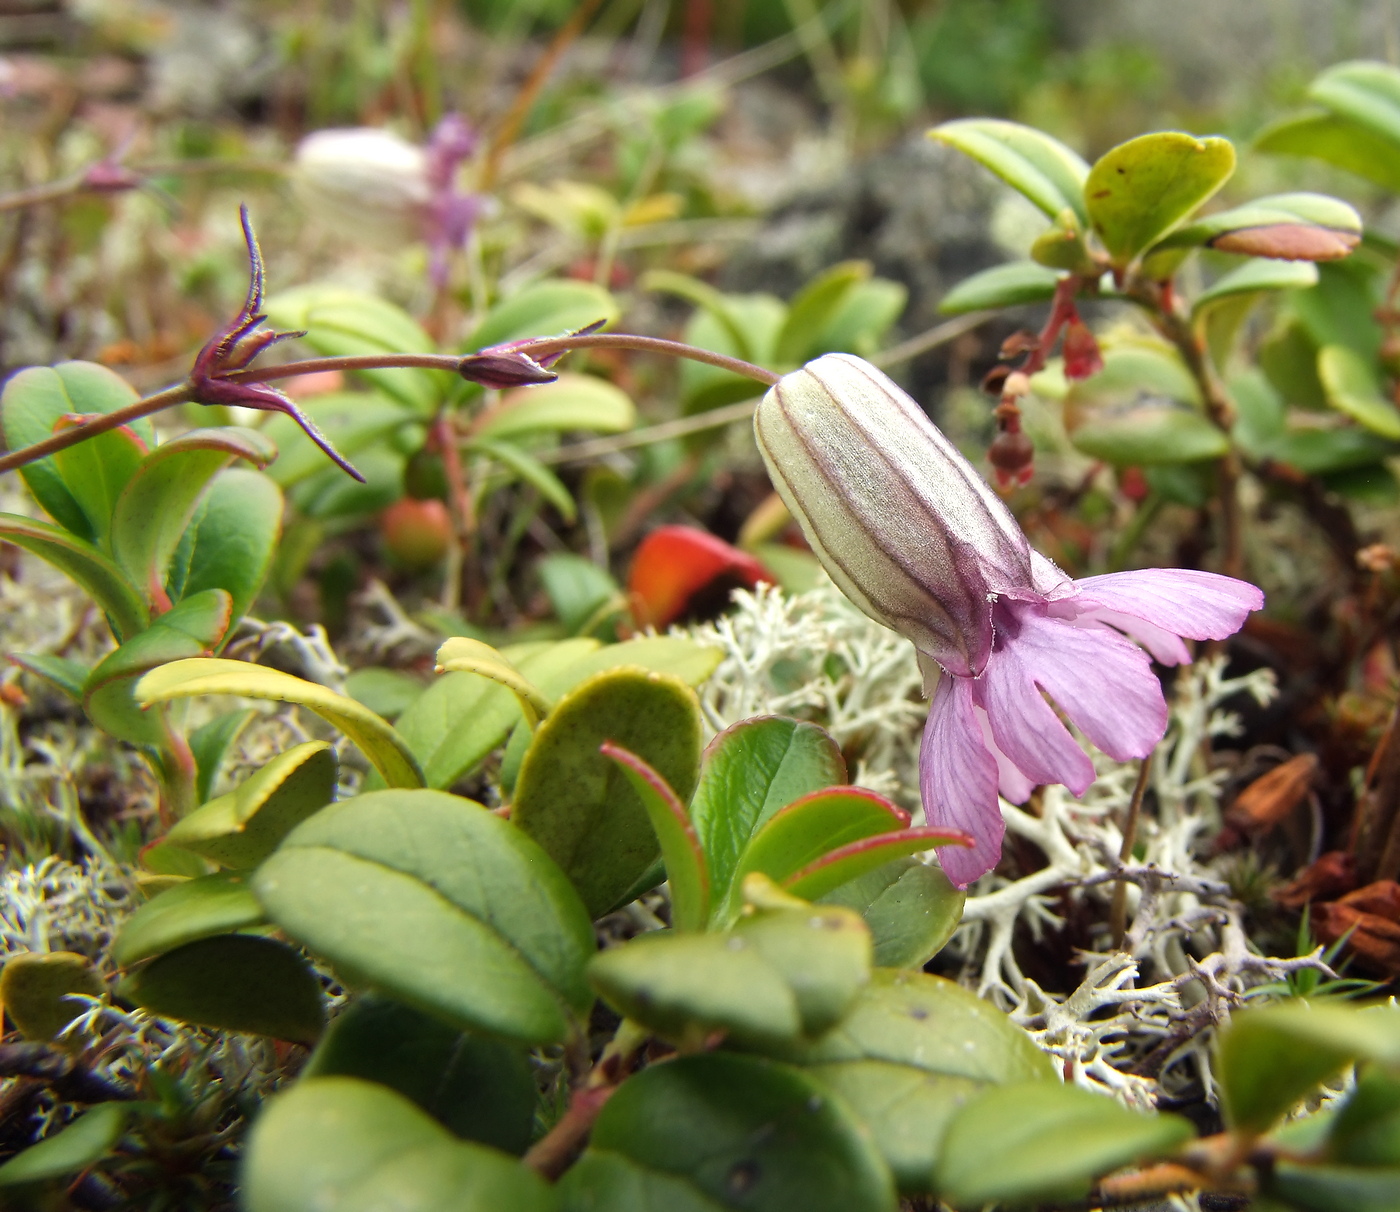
[1110, 752, 1154, 950]
[0, 383, 193, 476]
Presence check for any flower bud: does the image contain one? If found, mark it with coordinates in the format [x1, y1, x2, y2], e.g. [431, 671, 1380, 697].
[753, 354, 1035, 678]
[293, 128, 431, 247]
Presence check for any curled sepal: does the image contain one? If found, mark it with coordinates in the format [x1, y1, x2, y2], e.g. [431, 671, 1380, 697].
[190, 206, 365, 481]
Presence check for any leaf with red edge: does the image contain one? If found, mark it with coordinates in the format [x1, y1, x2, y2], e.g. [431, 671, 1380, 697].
[601, 742, 709, 931]
[785, 827, 972, 902]
[628, 525, 772, 629]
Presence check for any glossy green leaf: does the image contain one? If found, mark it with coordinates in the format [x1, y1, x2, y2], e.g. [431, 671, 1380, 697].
[1192, 258, 1319, 314]
[784, 829, 971, 904]
[0, 361, 152, 542]
[473, 374, 635, 440]
[136, 658, 424, 789]
[1318, 344, 1400, 439]
[736, 788, 911, 890]
[189, 708, 256, 804]
[468, 278, 619, 351]
[602, 743, 709, 931]
[121, 934, 325, 1043]
[344, 667, 424, 722]
[565, 1053, 895, 1212]
[468, 436, 577, 522]
[177, 468, 283, 627]
[291, 445, 404, 521]
[0, 951, 103, 1042]
[819, 859, 966, 970]
[262, 393, 418, 487]
[1219, 1002, 1400, 1134]
[690, 717, 847, 924]
[51, 418, 147, 546]
[8, 653, 89, 703]
[113, 871, 265, 966]
[84, 590, 233, 746]
[110, 428, 275, 608]
[244, 1077, 558, 1212]
[164, 741, 338, 868]
[1266, 1162, 1400, 1212]
[930, 119, 1089, 222]
[264, 286, 447, 414]
[0, 513, 147, 641]
[934, 1080, 1193, 1207]
[0, 1104, 129, 1188]
[937, 261, 1063, 315]
[253, 789, 595, 1044]
[1311, 60, 1400, 146]
[306, 993, 537, 1154]
[512, 668, 704, 917]
[538, 553, 620, 635]
[434, 637, 553, 726]
[1255, 110, 1400, 193]
[1085, 132, 1234, 265]
[774, 261, 872, 366]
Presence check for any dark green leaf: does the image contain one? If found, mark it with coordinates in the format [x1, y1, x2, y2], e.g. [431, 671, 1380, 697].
[930, 119, 1089, 222]
[934, 1081, 1193, 1206]
[678, 294, 785, 416]
[253, 789, 595, 1045]
[819, 859, 965, 970]
[468, 436, 578, 522]
[0, 951, 103, 1041]
[243, 1077, 558, 1212]
[345, 667, 425, 722]
[120, 934, 325, 1043]
[189, 709, 256, 804]
[937, 262, 1063, 315]
[261, 393, 417, 488]
[8, 653, 89, 703]
[0, 1104, 129, 1188]
[1328, 1068, 1400, 1167]
[538, 553, 620, 635]
[1068, 405, 1230, 465]
[178, 468, 284, 628]
[813, 278, 908, 358]
[1192, 258, 1319, 314]
[1265, 1162, 1400, 1212]
[113, 871, 265, 966]
[774, 261, 872, 366]
[513, 667, 704, 917]
[51, 420, 147, 547]
[305, 993, 536, 1154]
[565, 1053, 896, 1212]
[1293, 260, 1384, 361]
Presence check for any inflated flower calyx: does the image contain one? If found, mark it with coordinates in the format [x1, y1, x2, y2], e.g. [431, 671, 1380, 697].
[754, 353, 1263, 887]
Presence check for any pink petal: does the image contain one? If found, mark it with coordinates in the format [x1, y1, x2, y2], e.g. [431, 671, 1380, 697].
[1070, 568, 1263, 642]
[1009, 608, 1168, 762]
[1070, 605, 1192, 666]
[975, 705, 1036, 803]
[921, 675, 1004, 888]
[976, 619, 1098, 796]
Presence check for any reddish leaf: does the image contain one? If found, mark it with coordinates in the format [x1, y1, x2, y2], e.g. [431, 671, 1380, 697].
[1225, 753, 1318, 833]
[627, 525, 772, 630]
[1211, 224, 1360, 261]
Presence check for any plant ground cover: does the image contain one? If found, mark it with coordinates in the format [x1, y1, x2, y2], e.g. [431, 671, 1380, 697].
[1, 3, 1400, 1210]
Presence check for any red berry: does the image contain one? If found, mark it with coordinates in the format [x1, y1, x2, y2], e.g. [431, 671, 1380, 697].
[380, 498, 452, 570]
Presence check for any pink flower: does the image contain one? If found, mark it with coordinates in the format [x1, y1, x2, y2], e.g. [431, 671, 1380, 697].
[754, 354, 1263, 888]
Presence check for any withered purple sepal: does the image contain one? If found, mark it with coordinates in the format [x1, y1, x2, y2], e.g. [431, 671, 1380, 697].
[457, 318, 607, 390]
[190, 205, 364, 482]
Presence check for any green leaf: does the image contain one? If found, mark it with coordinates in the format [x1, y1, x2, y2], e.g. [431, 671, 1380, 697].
[1311, 60, 1400, 146]
[1192, 258, 1320, 314]
[813, 277, 908, 358]
[0, 513, 147, 641]
[8, 653, 89, 703]
[930, 119, 1090, 222]
[1318, 344, 1400, 439]
[789, 970, 1052, 1188]
[643, 270, 757, 360]
[345, 667, 424, 722]
[0, 951, 103, 1042]
[1294, 260, 1384, 361]
[1070, 405, 1229, 465]
[262, 392, 417, 488]
[468, 436, 578, 523]
[1268, 427, 1399, 476]
[0, 1104, 129, 1189]
[934, 1081, 1193, 1207]
[1085, 132, 1235, 266]
[244, 1077, 558, 1212]
[253, 789, 595, 1045]
[113, 871, 265, 966]
[564, 1053, 895, 1212]
[1265, 1162, 1400, 1212]
[678, 294, 786, 417]
[1161, 192, 1362, 261]
[512, 667, 704, 917]
[110, 428, 275, 609]
[433, 636, 554, 725]
[1219, 1002, 1400, 1134]
[1229, 371, 1288, 455]
[136, 658, 425, 789]
[0, 361, 153, 542]
[690, 717, 847, 924]
[774, 261, 872, 366]
[264, 286, 448, 414]
[784, 830, 970, 903]
[602, 742, 709, 931]
[178, 467, 283, 628]
[164, 741, 338, 868]
[84, 589, 233, 746]
[120, 934, 325, 1043]
[468, 279, 619, 351]
[538, 553, 620, 634]
[1328, 1068, 1400, 1167]
[306, 993, 536, 1154]
[819, 859, 965, 970]
[473, 374, 635, 440]
[189, 708, 256, 804]
[51, 419, 147, 547]
[937, 261, 1063, 315]
[1256, 110, 1400, 193]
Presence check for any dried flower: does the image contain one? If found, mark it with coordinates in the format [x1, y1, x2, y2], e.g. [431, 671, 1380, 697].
[754, 354, 1263, 886]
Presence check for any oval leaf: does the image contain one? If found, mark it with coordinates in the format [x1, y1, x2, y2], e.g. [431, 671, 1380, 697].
[473, 374, 635, 440]
[0, 1104, 129, 1189]
[0, 951, 103, 1042]
[1318, 344, 1400, 439]
[177, 468, 284, 628]
[1256, 110, 1400, 193]
[135, 658, 424, 789]
[930, 119, 1090, 222]
[468, 279, 619, 351]
[819, 859, 965, 970]
[937, 261, 1063, 315]
[113, 871, 265, 967]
